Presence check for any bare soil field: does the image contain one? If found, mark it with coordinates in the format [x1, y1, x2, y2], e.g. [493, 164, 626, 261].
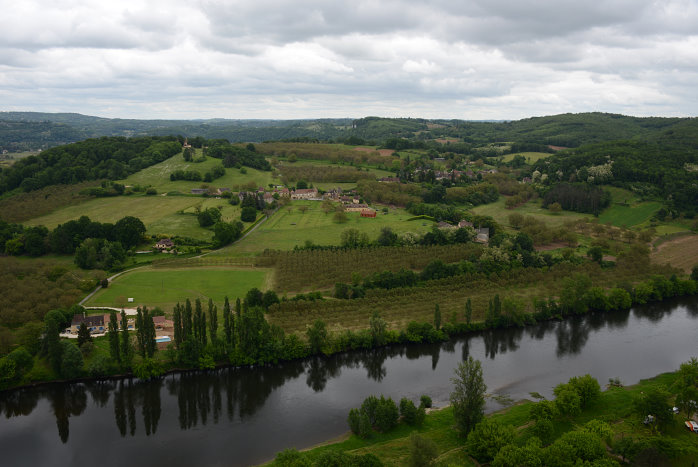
[651, 233, 698, 273]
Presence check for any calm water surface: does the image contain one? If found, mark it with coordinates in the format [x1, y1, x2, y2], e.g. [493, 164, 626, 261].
[1, 297, 697, 467]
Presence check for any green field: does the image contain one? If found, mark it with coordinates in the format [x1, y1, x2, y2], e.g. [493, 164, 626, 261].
[120, 150, 278, 193]
[212, 201, 435, 256]
[85, 267, 270, 310]
[597, 201, 662, 227]
[471, 197, 588, 230]
[500, 152, 552, 163]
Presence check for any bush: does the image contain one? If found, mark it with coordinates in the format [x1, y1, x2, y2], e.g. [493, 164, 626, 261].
[466, 419, 515, 462]
[400, 398, 424, 426]
[408, 432, 438, 467]
[374, 396, 399, 432]
[419, 395, 432, 408]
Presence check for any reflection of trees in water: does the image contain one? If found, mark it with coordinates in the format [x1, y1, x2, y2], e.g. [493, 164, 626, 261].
[482, 327, 523, 359]
[112, 378, 162, 437]
[49, 383, 87, 443]
[633, 302, 670, 323]
[555, 317, 589, 357]
[0, 387, 39, 418]
[165, 361, 305, 429]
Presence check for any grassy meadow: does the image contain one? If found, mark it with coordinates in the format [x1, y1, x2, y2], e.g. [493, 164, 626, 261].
[471, 197, 589, 231]
[212, 201, 435, 256]
[120, 150, 278, 193]
[85, 267, 270, 310]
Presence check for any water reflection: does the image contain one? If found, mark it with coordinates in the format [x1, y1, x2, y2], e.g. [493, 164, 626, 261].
[51, 384, 87, 443]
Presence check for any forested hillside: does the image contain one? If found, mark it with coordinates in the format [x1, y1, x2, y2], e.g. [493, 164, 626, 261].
[3, 111, 696, 152]
[0, 136, 181, 194]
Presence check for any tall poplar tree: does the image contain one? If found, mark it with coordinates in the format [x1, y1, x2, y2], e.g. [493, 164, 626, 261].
[108, 310, 121, 363]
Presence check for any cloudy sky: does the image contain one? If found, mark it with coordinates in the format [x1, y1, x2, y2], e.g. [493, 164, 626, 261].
[1, 0, 697, 120]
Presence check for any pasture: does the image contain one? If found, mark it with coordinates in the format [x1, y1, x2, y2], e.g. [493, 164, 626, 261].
[85, 267, 270, 310]
[212, 201, 435, 255]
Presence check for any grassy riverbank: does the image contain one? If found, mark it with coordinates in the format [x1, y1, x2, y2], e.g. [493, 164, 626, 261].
[264, 371, 698, 466]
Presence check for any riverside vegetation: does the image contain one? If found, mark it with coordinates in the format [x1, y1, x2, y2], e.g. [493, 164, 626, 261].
[265, 358, 698, 466]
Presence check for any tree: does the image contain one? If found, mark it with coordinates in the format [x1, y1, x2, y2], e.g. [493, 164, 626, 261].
[60, 341, 84, 379]
[450, 356, 487, 436]
[114, 216, 146, 249]
[223, 297, 234, 346]
[408, 432, 438, 467]
[375, 396, 399, 432]
[341, 228, 369, 248]
[306, 320, 327, 354]
[213, 221, 243, 247]
[433, 304, 441, 330]
[44, 310, 64, 374]
[464, 299, 472, 325]
[120, 309, 131, 365]
[369, 311, 387, 346]
[333, 211, 348, 223]
[241, 206, 257, 222]
[377, 227, 398, 246]
[634, 388, 673, 431]
[108, 311, 120, 363]
[77, 322, 92, 348]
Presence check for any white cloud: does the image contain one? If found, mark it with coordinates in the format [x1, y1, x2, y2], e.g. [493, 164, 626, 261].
[0, 0, 696, 118]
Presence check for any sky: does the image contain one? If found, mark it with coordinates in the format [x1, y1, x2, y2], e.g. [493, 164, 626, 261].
[1, 0, 697, 120]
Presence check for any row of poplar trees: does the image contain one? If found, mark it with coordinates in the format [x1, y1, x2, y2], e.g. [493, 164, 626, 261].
[107, 306, 157, 365]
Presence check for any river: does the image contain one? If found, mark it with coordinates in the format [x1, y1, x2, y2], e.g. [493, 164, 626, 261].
[1, 296, 697, 467]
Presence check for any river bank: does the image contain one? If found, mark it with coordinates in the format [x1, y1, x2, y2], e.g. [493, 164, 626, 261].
[263, 370, 698, 466]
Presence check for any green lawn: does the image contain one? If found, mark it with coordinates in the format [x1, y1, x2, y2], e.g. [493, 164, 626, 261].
[212, 201, 435, 256]
[85, 267, 270, 310]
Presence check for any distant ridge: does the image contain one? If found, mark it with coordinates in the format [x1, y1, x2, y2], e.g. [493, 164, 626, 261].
[0, 111, 694, 152]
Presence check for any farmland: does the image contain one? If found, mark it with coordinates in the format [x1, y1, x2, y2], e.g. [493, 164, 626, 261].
[212, 201, 435, 255]
[85, 267, 270, 310]
[471, 197, 588, 231]
[651, 233, 698, 273]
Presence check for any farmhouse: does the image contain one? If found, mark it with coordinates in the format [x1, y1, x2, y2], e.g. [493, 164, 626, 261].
[70, 314, 106, 334]
[154, 238, 175, 251]
[458, 220, 474, 228]
[153, 315, 174, 330]
[291, 188, 319, 200]
[360, 209, 377, 218]
[191, 188, 207, 195]
[437, 221, 455, 229]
